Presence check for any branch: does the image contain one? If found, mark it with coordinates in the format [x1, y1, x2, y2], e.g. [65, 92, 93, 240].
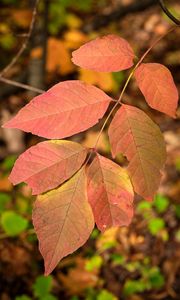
[83, 0, 157, 32]
[0, 76, 45, 94]
[0, 0, 40, 77]
[158, 0, 180, 25]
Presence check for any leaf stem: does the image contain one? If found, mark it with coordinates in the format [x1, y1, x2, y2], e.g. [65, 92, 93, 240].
[92, 25, 178, 153]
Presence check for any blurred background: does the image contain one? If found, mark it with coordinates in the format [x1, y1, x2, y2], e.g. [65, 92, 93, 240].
[0, 0, 180, 299]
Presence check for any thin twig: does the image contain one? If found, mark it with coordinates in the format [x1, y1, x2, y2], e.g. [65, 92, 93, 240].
[0, 76, 45, 94]
[158, 0, 180, 25]
[0, 0, 40, 77]
[92, 26, 178, 152]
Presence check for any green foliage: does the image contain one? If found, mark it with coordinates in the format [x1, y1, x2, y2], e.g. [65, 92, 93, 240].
[91, 228, 100, 239]
[123, 279, 146, 296]
[33, 275, 53, 299]
[85, 255, 103, 271]
[1, 211, 28, 236]
[15, 296, 31, 300]
[148, 217, 165, 235]
[148, 267, 165, 289]
[175, 157, 180, 171]
[97, 290, 117, 300]
[2, 155, 17, 171]
[153, 194, 169, 213]
[0, 193, 11, 213]
[110, 253, 126, 265]
[137, 201, 152, 216]
[0, 33, 16, 50]
[48, 0, 93, 34]
[174, 204, 180, 219]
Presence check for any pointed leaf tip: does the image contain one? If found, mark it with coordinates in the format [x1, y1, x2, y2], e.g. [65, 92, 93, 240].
[33, 167, 94, 275]
[72, 34, 135, 72]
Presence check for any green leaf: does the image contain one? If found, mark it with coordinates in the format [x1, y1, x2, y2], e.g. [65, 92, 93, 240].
[70, 297, 80, 300]
[85, 255, 103, 271]
[41, 295, 57, 300]
[148, 218, 165, 235]
[175, 157, 180, 171]
[1, 211, 28, 236]
[90, 228, 99, 239]
[15, 296, 31, 300]
[2, 155, 17, 171]
[0, 193, 11, 213]
[123, 280, 146, 296]
[33, 275, 53, 298]
[154, 194, 169, 213]
[111, 254, 125, 265]
[174, 204, 180, 219]
[137, 201, 152, 212]
[148, 267, 165, 289]
[97, 290, 117, 300]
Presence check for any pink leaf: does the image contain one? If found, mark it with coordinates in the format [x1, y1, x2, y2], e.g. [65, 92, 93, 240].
[3, 81, 111, 139]
[108, 105, 166, 200]
[72, 34, 135, 72]
[33, 167, 94, 275]
[134, 63, 179, 117]
[87, 153, 134, 232]
[9, 140, 87, 195]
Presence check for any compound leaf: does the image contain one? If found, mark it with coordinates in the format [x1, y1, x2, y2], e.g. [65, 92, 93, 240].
[134, 63, 178, 117]
[108, 105, 166, 200]
[9, 140, 87, 195]
[87, 154, 134, 232]
[32, 167, 94, 275]
[72, 34, 135, 72]
[3, 80, 111, 139]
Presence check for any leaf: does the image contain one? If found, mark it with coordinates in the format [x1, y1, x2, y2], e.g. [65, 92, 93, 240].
[47, 38, 74, 75]
[33, 275, 53, 298]
[134, 63, 178, 117]
[108, 105, 166, 200]
[97, 290, 118, 300]
[32, 167, 94, 275]
[3, 81, 111, 139]
[79, 69, 114, 92]
[87, 154, 134, 232]
[72, 34, 135, 72]
[1, 211, 28, 236]
[148, 217, 165, 235]
[9, 140, 87, 195]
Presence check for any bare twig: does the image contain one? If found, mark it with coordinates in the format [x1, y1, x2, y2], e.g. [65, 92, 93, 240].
[0, 0, 40, 77]
[0, 77, 45, 94]
[158, 0, 180, 25]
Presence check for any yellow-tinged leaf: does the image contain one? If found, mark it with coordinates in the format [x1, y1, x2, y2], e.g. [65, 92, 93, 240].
[64, 30, 88, 49]
[47, 38, 74, 75]
[108, 104, 166, 200]
[33, 167, 94, 275]
[87, 154, 134, 232]
[82, 131, 110, 153]
[79, 69, 114, 92]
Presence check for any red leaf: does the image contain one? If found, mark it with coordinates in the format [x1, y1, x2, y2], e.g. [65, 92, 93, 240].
[33, 167, 94, 275]
[87, 154, 134, 232]
[3, 81, 111, 139]
[134, 63, 178, 117]
[9, 140, 87, 195]
[72, 35, 135, 72]
[108, 105, 166, 200]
